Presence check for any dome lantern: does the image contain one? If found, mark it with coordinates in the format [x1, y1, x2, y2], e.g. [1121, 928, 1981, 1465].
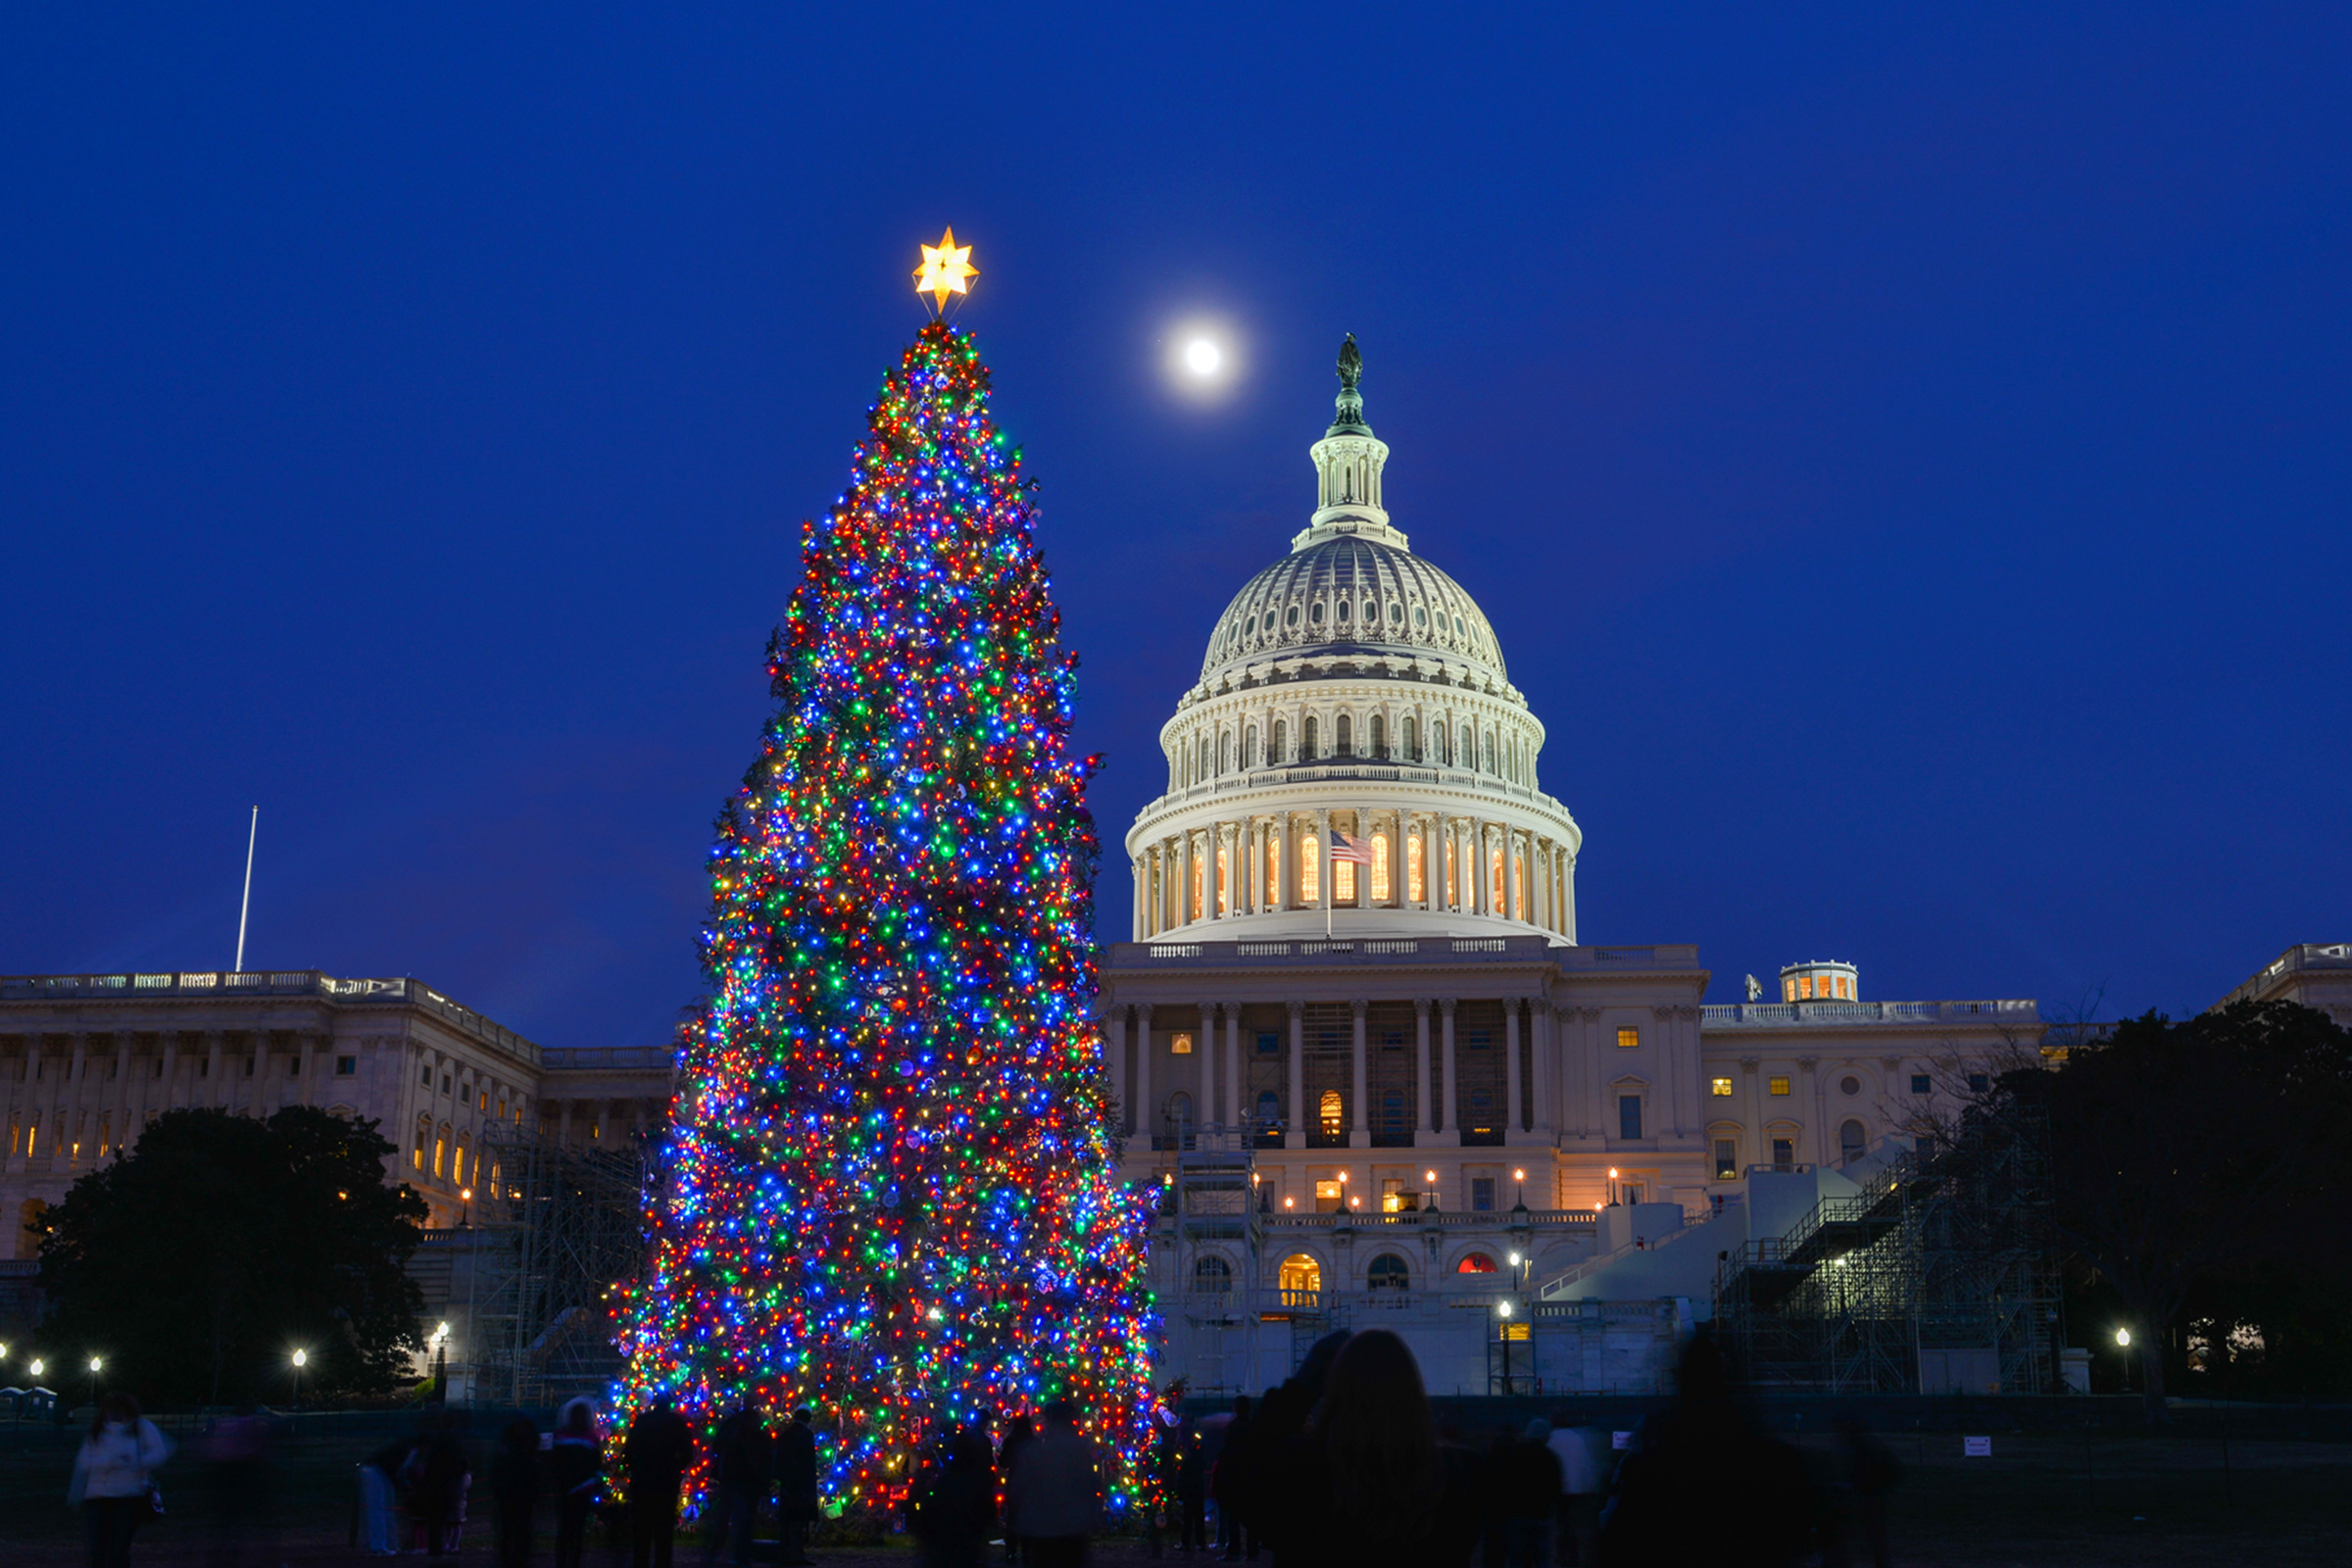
[1296, 333, 1408, 554]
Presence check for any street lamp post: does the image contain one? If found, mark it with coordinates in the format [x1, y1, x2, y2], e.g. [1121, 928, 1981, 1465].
[87, 1356, 102, 1411]
[2116, 1327, 2133, 1395]
[1496, 1299, 1515, 1396]
[290, 1348, 307, 1410]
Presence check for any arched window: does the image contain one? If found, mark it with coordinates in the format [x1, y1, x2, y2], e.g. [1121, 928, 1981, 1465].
[1513, 852, 1527, 920]
[1454, 1251, 1498, 1274]
[1191, 855, 1204, 921]
[1266, 833, 1282, 906]
[1279, 1253, 1322, 1295]
[1285, 604, 1300, 628]
[1407, 832, 1425, 902]
[1490, 845, 1505, 911]
[434, 1124, 450, 1178]
[1340, 713, 1355, 757]
[1272, 719, 1288, 764]
[1335, 597, 1351, 622]
[1370, 713, 1387, 759]
[1246, 726, 1258, 768]
[1220, 732, 1233, 773]
[1367, 1253, 1411, 1292]
[1482, 731, 1495, 773]
[1310, 602, 1326, 625]
[1460, 726, 1474, 768]
[1401, 715, 1417, 760]
[1371, 831, 1392, 901]
[1840, 1119, 1868, 1166]
[1300, 835, 1321, 904]
[1303, 716, 1319, 760]
[1193, 1255, 1233, 1295]
[453, 1138, 468, 1188]
[1215, 845, 1229, 914]
[1318, 1089, 1344, 1139]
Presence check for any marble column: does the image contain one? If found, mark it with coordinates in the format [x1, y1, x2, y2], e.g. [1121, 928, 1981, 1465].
[1285, 1001, 1305, 1150]
[1504, 1001, 1524, 1133]
[1198, 1002, 1217, 1131]
[1414, 1000, 1434, 1136]
[1223, 1003, 1243, 1127]
[1107, 1007, 1129, 1132]
[1348, 1000, 1369, 1149]
[1133, 1004, 1153, 1145]
[1439, 1000, 1459, 1137]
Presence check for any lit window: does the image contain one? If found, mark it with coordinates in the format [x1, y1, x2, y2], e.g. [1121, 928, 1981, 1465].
[1216, 845, 1229, 913]
[1318, 1089, 1344, 1138]
[1266, 832, 1282, 904]
[1278, 1253, 1321, 1294]
[1335, 858, 1355, 903]
[1714, 1140, 1738, 1181]
[1366, 1252, 1410, 1291]
[1371, 832, 1392, 901]
[1617, 1027, 1640, 1050]
[479, 1089, 490, 1111]
[1619, 1096, 1643, 1141]
[1455, 1252, 1498, 1274]
[1711, 1077, 1734, 1097]
[433, 1135, 448, 1178]
[1169, 1032, 1194, 1055]
[1407, 833, 1425, 902]
[1910, 1074, 1932, 1096]
[1769, 1076, 1790, 1096]
[1489, 845, 1503, 908]
[1300, 836, 1320, 903]
[1314, 1178, 1343, 1212]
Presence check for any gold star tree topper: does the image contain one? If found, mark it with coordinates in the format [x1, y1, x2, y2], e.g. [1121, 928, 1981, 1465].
[913, 227, 978, 312]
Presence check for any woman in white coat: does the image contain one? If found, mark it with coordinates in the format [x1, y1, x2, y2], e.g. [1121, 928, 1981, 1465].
[69, 1392, 173, 1568]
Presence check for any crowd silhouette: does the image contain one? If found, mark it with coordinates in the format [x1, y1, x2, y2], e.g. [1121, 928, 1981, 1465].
[47, 1329, 1905, 1566]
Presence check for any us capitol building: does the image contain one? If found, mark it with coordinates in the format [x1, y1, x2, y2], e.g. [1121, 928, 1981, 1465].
[1101, 338, 2046, 1396]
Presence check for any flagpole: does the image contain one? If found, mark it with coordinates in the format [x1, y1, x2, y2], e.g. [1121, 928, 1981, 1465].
[234, 807, 258, 973]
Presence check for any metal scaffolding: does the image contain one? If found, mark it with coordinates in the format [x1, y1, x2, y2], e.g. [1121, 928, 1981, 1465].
[461, 1125, 647, 1407]
[1714, 1105, 2058, 1394]
[1161, 1120, 1268, 1398]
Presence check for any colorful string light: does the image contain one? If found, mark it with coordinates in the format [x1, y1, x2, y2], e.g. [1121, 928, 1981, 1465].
[613, 320, 1158, 1522]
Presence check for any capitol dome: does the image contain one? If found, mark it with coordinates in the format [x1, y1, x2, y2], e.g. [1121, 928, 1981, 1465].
[1198, 535, 1508, 689]
[1124, 335, 1581, 946]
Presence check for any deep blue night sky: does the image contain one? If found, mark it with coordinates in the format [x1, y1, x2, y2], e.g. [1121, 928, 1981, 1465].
[4, 5, 2346, 1048]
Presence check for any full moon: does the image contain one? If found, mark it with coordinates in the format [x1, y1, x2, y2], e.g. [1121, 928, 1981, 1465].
[1183, 338, 1222, 375]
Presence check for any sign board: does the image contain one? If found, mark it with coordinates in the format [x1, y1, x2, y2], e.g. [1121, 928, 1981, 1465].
[1611, 1431, 1632, 1450]
[1963, 1436, 1991, 1457]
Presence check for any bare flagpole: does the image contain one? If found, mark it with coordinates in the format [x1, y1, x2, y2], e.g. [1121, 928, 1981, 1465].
[233, 807, 259, 973]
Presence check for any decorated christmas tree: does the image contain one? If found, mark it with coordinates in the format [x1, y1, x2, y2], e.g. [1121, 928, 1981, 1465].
[615, 235, 1157, 1521]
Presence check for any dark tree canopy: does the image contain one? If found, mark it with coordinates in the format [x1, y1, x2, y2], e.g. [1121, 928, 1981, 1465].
[2005, 1000, 2352, 1413]
[36, 1106, 427, 1404]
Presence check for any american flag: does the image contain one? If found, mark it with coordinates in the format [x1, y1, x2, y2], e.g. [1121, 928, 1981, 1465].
[1329, 829, 1375, 866]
